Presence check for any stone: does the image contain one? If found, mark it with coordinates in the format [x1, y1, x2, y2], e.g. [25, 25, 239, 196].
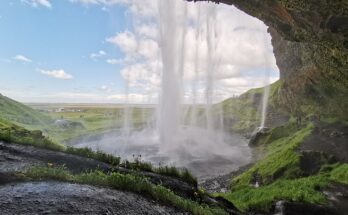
[274, 201, 340, 215]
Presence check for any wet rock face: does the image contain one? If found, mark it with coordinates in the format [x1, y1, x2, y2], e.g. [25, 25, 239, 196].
[0, 182, 187, 215]
[248, 127, 270, 147]
[189, 0, 348, 117]
[299, 151, 336, 176]
[274, 201, 340, 215]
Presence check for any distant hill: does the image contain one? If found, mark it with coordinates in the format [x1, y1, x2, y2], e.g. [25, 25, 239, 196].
[0, 94, 52, 127]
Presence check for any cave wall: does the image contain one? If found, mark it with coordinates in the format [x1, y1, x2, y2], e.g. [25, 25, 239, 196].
[188, 0, 348, 118]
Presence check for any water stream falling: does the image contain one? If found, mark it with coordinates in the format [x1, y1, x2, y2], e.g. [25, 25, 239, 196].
[260, 34, 272, 128]
[74, 0, 277, 180]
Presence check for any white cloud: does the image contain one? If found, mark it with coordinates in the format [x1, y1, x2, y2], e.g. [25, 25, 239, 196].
[90, 50, 106, 60]
[40, 69, 73, 80]
[106, 58, 121, 65]
[107, 93, 151, 104]
[13, 55, 32, 63]
[107, 31, 137, 55]
[69, 0, 129, 7]
[106, 30, 159, 64]
[100, 85, 108, 90]
[22, 0, 52, 8]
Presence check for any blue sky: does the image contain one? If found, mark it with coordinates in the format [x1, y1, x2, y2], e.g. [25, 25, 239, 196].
[0, 0, 279, 103]
[0, 0, 132, 102]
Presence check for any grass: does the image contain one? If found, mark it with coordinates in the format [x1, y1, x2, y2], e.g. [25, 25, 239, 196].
[65, 146, 121, 166]
[215, 121, 348, 213]
[329, 164, 348, 185]
[218, 163, 348, 212]
[220, 175, 329, 212]
[0, 118, 197, 185]
[0, 95, 51, 126]
[0, 118, 65, 151]
[42, 105, 154, 143]
[213, 80, 285, 133]
[26, 166, 227, 215]
[155, 166, 197, 186]
[232, 124, 314, 188]
[0, 98, 154, 144]
[120, 160, 197, 186]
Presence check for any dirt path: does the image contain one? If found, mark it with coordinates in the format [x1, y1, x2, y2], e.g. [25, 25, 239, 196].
[0, 181, 187, 215]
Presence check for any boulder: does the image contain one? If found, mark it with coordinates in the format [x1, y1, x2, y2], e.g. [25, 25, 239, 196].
[249, 127, 270, 146]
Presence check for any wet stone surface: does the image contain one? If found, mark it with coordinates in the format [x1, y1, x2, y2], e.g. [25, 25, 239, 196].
[0, 181, 187, 215]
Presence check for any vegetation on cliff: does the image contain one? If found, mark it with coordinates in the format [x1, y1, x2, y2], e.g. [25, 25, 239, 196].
[215, 121, 347, 212]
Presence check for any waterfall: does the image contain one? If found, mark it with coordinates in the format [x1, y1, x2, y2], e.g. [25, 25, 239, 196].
[204, 4, 217, 132]
[189, 3, 202, 127]
[157, 0, 185, 148]
[123, 71, 131, 137]
[260, 33, 271, 128]
[83, 0, 260, 178]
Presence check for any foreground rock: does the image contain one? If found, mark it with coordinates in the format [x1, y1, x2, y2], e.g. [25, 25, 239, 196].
[274, 201, 340, 215]
[0, 141, 195, 198]
[0, 141, 242, 214]
[0, 181, 186, 215]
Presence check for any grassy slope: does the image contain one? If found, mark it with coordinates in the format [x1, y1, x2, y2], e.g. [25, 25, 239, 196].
[0, 95, 51, 127]
[214, 80, 283, 133]
[216, 122, 348, 212]
[0, 95, 152, 143]
[0, 118, 64, 151]
[39, 106, 153, 143]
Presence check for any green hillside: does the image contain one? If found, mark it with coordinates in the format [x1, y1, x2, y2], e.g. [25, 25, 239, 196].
[214, 80, 288, 133]
[0, 94, 52, 127]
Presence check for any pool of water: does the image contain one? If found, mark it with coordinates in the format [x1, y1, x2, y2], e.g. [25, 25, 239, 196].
[72, 127, 252, 181]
